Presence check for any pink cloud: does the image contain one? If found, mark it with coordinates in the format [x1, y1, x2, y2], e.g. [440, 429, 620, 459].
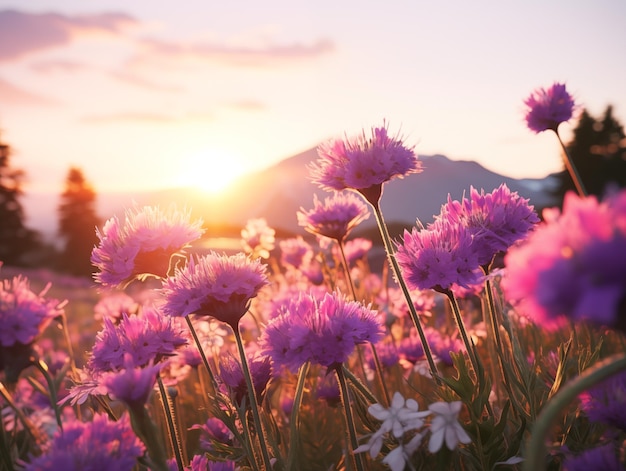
[0, 9, 135, 61]
[138, 37, 335, 67]
[0, 76, 57, 105]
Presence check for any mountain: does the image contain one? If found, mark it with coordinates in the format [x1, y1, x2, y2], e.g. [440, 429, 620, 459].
[22, 149, 558, 241]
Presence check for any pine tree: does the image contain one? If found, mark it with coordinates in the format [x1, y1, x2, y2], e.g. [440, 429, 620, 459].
[58, 167, 101, 276]
[0, 137, 39, 265]
[556, 105, 626, 202]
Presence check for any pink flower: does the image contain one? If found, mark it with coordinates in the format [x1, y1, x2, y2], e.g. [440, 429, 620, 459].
[241, 218, 275, 259]
[91, 205, 204, 288]
[503, 190, 626, 329]
[161, 252, 269, 329]
[524, 82, 576, 133]
[297, 193, 370, 242]
[310, 124, 421, 205]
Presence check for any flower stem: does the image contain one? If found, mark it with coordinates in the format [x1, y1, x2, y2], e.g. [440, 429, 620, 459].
[0, 381, 45, 449]
[338, 240, 390, 407]
[156, 376, 185, 471]
[335, 366, 366, 471]
[233, 327, 273, 471]
[128, 404, 170, 471]
[554, 129, 588, 197]
[33, 359, 63, 430]
[371, 203, 439, 380]
[287, 361, 310, 470]
[184, 315, 218, 392]
[443, 290, 480, 377]
[523, 353, 626, 471]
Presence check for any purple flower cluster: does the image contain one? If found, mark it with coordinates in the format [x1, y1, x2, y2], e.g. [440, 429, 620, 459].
[562, 444, 624, 471]
[91, 205, 204, 287]
[503, 190, 626, 329]
[297, 193, 370, 242]
[0, 275, 63, 348]
[396, 220, 482, 292]
[437, 184, 539, 267]
[241, 218, 276, 259]
[260, 291, 383, 372]
[89, 306, 187, 373]
[161, 252, 269, 329]
[579, 369, 626, 431]
[24, 413, 144, 471]
[524, 82, 576, 133]
[310, 124, 421, 203]
[219, 353, 272, 405]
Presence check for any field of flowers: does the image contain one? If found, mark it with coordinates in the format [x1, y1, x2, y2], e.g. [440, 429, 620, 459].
[1, 83, 625, 471]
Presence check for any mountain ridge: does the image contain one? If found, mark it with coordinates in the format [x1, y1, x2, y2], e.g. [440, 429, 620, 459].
[22, 149, 558, 241]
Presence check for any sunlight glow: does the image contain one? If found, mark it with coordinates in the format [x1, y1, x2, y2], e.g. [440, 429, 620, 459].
[175, 148, 245, 194]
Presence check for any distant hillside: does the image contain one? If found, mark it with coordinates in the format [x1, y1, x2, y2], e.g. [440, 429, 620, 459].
[22, 149, 558, 242]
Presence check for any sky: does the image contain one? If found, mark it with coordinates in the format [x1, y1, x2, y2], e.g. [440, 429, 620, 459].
[0, 1, 625, 195]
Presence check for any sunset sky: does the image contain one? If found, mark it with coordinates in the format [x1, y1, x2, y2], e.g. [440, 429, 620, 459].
[0, 1, 625, 195]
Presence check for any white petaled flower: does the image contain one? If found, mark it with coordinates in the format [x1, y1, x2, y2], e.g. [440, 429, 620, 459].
[369, 391, 431, 438]
[382, 433, 424, 471]
[427, 401, 471, 453]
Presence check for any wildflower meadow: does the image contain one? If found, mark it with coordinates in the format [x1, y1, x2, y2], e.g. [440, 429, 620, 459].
[1, 83, 625, 471]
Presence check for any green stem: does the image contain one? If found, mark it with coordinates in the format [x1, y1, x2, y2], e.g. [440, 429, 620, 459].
[523, 353, 626, 471]
[338, 240, 390, 407]
[185, 315, 218, 392]
[554, 128, 588, 197]
[34, 359, 62, 430]
[128, 404, 170, 471]
[156, 376, 185, 471]
[342, 365, 378, 404]
[371, 203, 439, 380]
[287, 362, 310, 470]
[443, 290, 480, 376]
[335, 366, 366, 471]
[0, 381, 45, 449]
[233, 327, 273, 471]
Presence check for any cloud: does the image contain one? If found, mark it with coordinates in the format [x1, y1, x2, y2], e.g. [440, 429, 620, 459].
[0, 77, 57, 105]
[80, 111, 215, 124]
[0, 9, 135, 61]
[138, 37, 335, 67]
[226, 100, 266, 111]
[30, 59, 87, 74]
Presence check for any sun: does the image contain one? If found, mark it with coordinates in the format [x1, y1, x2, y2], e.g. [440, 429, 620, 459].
[176, 149, 244, 194]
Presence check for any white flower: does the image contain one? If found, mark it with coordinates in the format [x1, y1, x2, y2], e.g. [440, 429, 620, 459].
[354, 428, 386, 459]
[427, 401, 471, 453]
[382, 433, 423, 471]
[369, 392, 431, 438]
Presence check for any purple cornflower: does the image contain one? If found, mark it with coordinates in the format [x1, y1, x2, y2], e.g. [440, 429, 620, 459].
[260, 291, 384, 372]
[0, 275, 63, 348]
[94, 291, 139, 323]
[562, 444, 624, 471]
[297, 193, 370, 242]
[188, 455, 236, 471]
[579, 369, 626, 431]
[24, 413, 144, 471]
[524, 82, 576, 133]
[91, 205, 204, 288]
[341, 238, 373, 265]
[101, 356, 163, 408]
[189, 417, 235, 452]
[503, 190, 626, 329]
[310, 124, 421, 205]
[89, 306, 187, 373]
[161, 252, 269, 329]
[241, 218, 275, 259]
[0, 275, 64, 382]
[437, 184, 539, 267]
[427, 329, 465, 367]
[219, 353, 272, 405]
[279, 236, 313, 270]
[396, 220, 483, 293]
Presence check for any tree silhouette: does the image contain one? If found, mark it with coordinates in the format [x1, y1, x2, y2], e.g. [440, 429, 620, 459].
[556, 105, 626, 203]
[0, 137, 39, 265]
[58, 167, 101, 276]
